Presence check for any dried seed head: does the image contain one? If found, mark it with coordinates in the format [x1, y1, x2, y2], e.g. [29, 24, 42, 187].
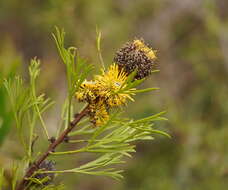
[113, 39, 157, 80]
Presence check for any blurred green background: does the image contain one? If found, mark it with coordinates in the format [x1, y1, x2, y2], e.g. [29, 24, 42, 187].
[1, 0, 228, 189]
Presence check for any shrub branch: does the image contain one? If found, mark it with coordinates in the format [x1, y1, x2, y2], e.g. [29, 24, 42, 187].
[16, 105, 89, 190]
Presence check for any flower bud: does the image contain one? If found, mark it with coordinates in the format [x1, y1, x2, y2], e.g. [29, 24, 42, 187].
[33, 160, 56, 186]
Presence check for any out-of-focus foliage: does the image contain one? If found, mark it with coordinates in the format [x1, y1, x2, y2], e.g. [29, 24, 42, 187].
[0, 0, 228, 189]
[0, 40, 21, 145]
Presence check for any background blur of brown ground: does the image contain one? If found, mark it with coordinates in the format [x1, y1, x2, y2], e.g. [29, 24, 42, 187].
[1, 0, 228, 189]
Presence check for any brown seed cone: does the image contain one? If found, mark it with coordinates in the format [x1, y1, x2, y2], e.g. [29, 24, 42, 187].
[113, 39, 157, 80]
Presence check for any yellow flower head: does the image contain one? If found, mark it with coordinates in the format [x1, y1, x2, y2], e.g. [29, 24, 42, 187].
[75, 80, 99, 103]
[95, 64, 134, 107]
[89, 102, 109, 126]
[75, 64, 136, 127]
[95, 64, 127, 91]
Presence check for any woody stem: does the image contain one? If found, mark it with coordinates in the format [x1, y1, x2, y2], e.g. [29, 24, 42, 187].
[16, 105, 89, 190]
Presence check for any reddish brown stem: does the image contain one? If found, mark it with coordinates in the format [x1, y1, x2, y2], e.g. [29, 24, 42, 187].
[16, 106, 89, 190]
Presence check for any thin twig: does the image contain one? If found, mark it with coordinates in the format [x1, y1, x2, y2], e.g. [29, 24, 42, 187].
[16, 105, 89, 190]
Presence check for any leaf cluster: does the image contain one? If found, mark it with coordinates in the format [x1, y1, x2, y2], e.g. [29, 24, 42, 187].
[53, 27, 93, 133]
[3, 59, 54, 159]
[44, 111, 169, 180]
